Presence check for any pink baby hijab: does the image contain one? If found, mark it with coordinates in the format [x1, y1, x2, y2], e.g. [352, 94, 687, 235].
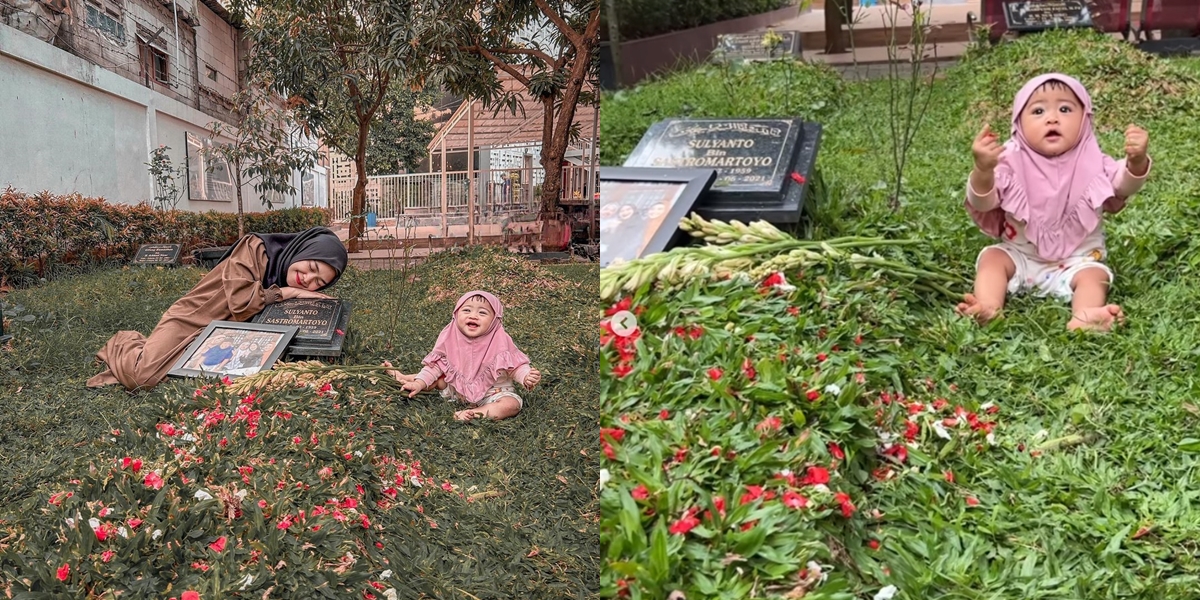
[422, 290, 531, 403]
[967, 73, 1120, 261]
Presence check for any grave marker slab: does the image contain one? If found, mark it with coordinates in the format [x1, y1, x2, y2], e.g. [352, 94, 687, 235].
[712, 30, 800, 63]
[1003, 0, 1092, 31]
[622, 118, 822, 225]
[131, 243, 183, 266]
[251, 298, 351, 358]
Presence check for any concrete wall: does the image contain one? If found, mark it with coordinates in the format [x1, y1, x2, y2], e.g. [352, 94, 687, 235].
[0, 21, 316, 211]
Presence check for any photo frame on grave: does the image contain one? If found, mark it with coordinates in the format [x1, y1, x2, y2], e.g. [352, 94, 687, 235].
[130, 243, 183, 267]
[1003, 0, 1092, 32]
[168, 320, 298, 380]
[599, 167, 717, 268]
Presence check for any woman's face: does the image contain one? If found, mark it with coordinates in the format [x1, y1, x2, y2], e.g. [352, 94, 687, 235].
[617, 205, 636, 221]
[286, 259, 338, 291]
[646, 202, 666, 220]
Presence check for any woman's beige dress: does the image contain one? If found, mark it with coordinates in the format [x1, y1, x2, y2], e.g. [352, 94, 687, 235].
[87, 236, 283, 391]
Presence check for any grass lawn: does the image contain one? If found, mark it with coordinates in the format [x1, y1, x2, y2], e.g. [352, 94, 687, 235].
[0, 247, 598, 598]
[600, 30, 1200, 599]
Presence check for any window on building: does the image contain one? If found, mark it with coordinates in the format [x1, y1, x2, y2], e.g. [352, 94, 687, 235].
[85, 0, 125, 43]
[137, 33, 170, 86]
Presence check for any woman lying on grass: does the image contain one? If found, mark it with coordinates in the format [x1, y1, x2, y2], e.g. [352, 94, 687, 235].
[384, 291, 541, 421]
[957, 73, 1151, 332]
[87, 227, 348, 391]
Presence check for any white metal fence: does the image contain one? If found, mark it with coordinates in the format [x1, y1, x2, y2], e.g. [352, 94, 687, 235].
[331, 165, 598, 221]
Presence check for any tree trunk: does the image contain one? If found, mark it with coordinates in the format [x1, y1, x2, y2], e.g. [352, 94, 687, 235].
[538, 7, 600, 217]
[605, 0, 622, 88]
[539, 95, 564, 216]
[235, 165, 245, 238]
[824, 0, 847, 54]
[348, 121, 371, 254]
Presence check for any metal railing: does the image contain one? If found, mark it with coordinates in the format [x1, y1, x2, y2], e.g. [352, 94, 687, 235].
[331, 165, 598, 222]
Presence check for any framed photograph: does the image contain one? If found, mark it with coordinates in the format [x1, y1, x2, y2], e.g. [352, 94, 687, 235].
[168, 321, 299, 380]
[599, 167, 717, 268]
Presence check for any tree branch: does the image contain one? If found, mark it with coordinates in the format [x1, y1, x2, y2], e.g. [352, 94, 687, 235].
[535, 0, 583, 48]
[473, 43, 533, 88]
[460, 44, 556, 67]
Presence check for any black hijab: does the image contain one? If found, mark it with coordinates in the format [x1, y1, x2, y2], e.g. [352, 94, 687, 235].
[218, 227, 348, 290]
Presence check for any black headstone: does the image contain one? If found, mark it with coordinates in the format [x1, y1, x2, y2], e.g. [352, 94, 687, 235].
[1003, 0, 1092, 31]
[131, 243, 183, 267]
[251, 298, 350, 358]
[622, 118, 822, 225]
[712, 30, 800, 63]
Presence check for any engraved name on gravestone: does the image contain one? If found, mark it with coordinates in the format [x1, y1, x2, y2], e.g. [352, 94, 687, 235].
[255, 299, 341, 343]
[712, 31, 800, 63]
[622, 118, 822, 225]
[1003, 0, 1092, 31]
[131, 243, 183, 266]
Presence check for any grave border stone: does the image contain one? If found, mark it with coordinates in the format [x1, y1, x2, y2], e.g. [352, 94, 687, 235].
[599, 167, 718, 267]
[712, 30, 801, 63]
[131, 243, 183, 267]
[168, 320, 299, 380]
[1002, 0, 1093, 32]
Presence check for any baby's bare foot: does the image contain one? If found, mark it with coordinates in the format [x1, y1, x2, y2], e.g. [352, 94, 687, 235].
[454, 408, 485, 421]
[955, 293, 1001, 324]
[1067, 304, 1125, 332]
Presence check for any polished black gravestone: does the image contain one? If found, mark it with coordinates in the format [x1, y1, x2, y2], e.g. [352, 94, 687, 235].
[251, 298, 350, 358]
[622, 118, 822, 225]
[131, 243, 182, 267]
[712, 31, 801, 63]
[1003, 0, 1092, 31]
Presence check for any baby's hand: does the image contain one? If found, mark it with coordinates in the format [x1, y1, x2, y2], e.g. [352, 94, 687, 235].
[382, 361, 413, 384]
[523, 367, 542, 390]
[972, 124, 1004, 172]
[1124, 124, 1149, 171]
[402, 378, 427, 398]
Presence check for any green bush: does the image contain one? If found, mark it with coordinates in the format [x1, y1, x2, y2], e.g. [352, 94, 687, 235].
[602, 0, 791, 42]
[0, 188, 331, 287]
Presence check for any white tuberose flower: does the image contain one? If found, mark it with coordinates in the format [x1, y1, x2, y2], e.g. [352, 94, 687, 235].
[599, 468, 611, 488]
[874, 585, 900, 600]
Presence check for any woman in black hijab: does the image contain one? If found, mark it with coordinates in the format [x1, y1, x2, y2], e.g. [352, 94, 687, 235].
[87, 227, 348, 391]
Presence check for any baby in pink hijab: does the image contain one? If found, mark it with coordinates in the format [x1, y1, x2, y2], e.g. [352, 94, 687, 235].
[957, 73, 1151, 332]
[384, 291, 541, 421]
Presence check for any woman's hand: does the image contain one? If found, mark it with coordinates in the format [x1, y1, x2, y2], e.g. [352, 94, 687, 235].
[280, 286, 332, 301]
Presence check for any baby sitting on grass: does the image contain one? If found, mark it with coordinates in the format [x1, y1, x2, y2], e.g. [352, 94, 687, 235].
[957, 73, 1150, 332]
[385, 291, 541, 421]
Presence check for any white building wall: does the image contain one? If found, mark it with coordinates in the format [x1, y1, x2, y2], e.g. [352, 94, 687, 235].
[0, 22, 317, 210]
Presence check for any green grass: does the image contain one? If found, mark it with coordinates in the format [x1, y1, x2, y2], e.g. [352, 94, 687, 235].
[600, 29, 1200, 599]
[0, 247, 598, 598]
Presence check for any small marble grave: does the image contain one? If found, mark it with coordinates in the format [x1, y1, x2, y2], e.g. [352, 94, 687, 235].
[1003, 0, 1092, 31]
[622, 118, 822, 225]
[131, 243, 183, 267]
[251, 298, 350, 358]
[712, 31, 800, 63]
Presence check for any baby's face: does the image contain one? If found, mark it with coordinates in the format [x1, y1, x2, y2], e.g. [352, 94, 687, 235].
[455, 297, 496, 338]
[1018, 84, 1084, 157]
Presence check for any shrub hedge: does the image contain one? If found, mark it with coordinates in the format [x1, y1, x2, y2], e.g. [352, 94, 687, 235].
[602, 0, 791, 42]
[0, 188, 331, 286]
